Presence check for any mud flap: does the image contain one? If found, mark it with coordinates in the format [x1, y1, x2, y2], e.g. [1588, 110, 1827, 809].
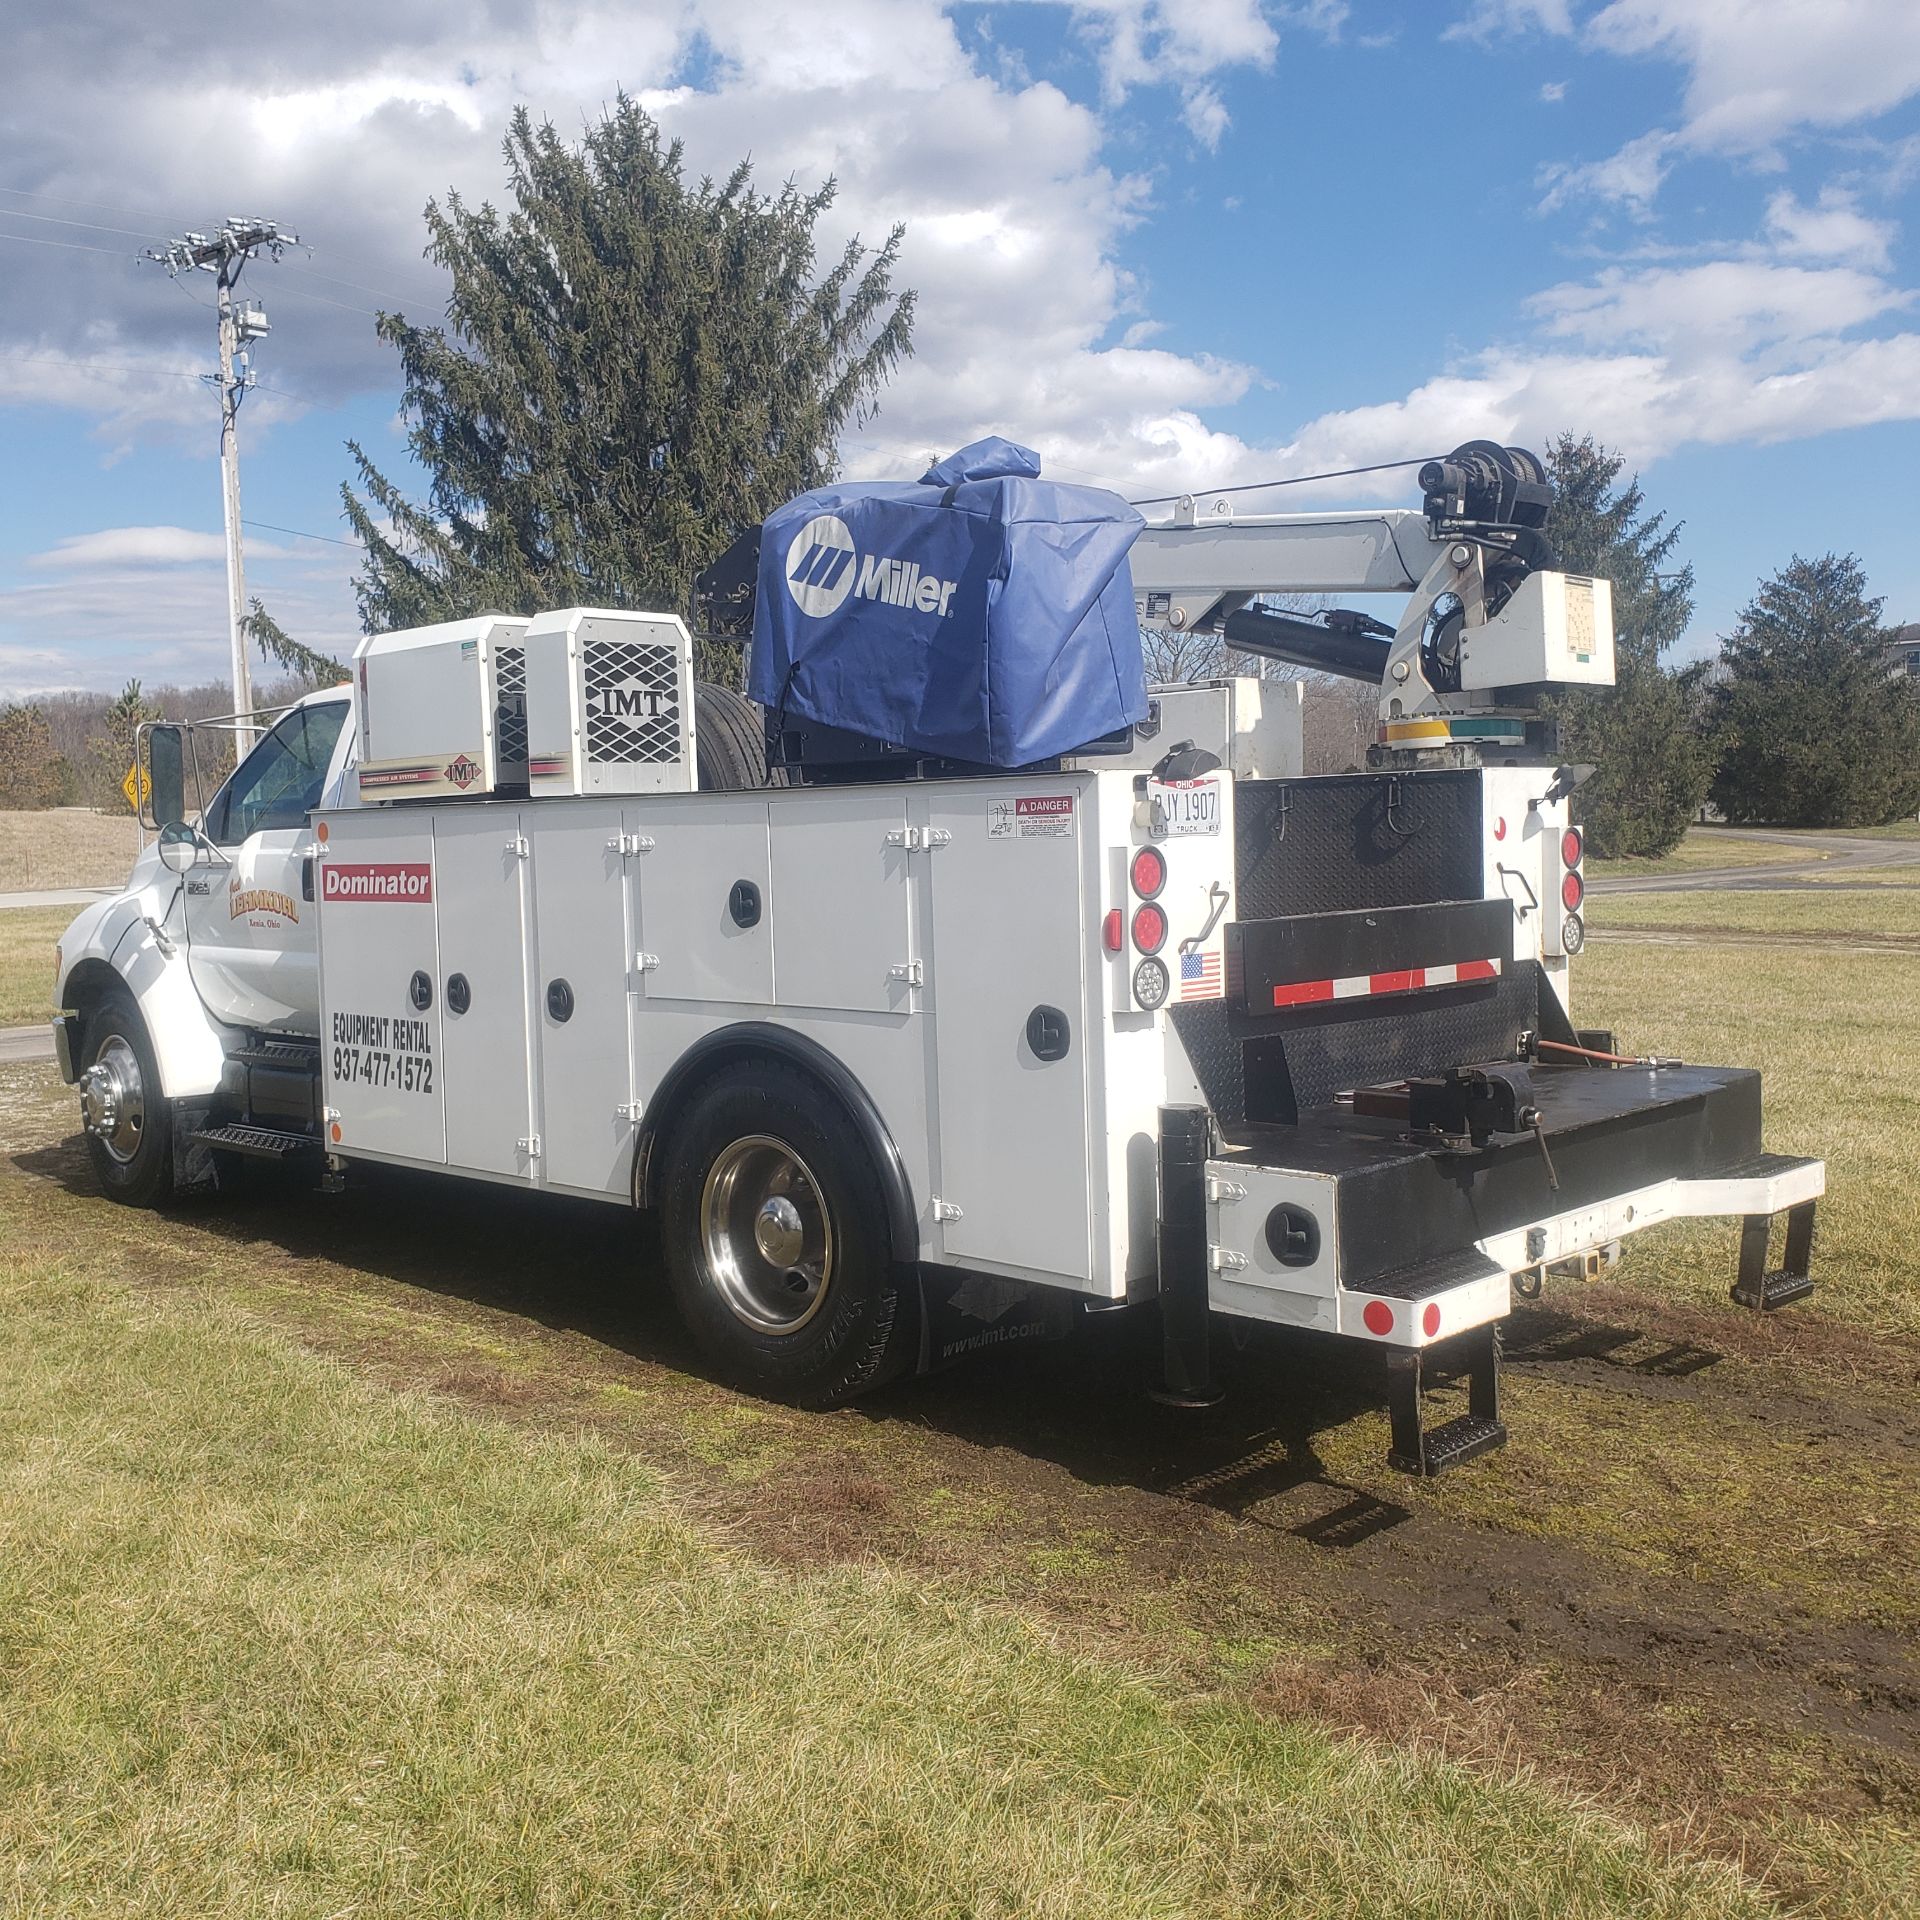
[913, 1271, 1077, 1375]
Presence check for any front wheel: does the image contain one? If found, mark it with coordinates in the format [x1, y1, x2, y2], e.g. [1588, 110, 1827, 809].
[78, 992, 174, 1207]
[658, 1060, 916, 1405]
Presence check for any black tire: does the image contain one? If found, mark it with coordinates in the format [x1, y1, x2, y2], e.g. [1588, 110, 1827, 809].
[78, 991, 174, 1208]
[657, 1058, 915, 1406]
[694, 680, 782, 791]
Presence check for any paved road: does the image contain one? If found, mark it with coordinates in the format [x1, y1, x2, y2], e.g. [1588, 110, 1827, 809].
[0, 1025, 53, 1065]
[1590, 828, 1920, 894]
[0, 887, 114, 911]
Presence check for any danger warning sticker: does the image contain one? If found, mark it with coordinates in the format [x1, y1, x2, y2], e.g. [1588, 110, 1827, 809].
[988, 794, 1075, 840]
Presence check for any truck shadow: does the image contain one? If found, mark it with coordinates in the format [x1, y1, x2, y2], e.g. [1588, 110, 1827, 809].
[13, 1137, 1711, 1548]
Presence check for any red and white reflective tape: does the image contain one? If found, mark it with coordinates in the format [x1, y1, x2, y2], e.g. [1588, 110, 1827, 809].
[1272, 956, 1501, 1009]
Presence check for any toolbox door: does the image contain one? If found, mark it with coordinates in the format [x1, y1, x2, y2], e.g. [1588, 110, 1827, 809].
[924, 784, 1092, 1283]
[315, 808, 444, 1162]
[769, 789, 913, 1014]
[530, 805, 634, 1194]
[433, 808, 536, 1181]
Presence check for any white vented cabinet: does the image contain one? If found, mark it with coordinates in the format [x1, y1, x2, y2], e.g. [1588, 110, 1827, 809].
[352, 614, 530, 801]
[523, 607, 699, 797]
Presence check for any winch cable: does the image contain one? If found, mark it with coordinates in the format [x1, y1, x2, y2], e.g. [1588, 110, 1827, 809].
[1128, 455, 1440, 510]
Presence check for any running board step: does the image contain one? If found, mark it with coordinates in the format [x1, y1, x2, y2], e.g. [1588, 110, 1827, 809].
[1731, 1269, 1817, 1311]
[192, 1123, 319, 1161]
[1390, 1412, 1507, 1477]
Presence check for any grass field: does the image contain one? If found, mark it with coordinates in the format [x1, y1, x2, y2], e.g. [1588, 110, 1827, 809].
[0, 887, 1915, 1916]
[1597, 886, 1920, 939]
[0, 906, 71, 1026]
[1587, 829, 1817, 878]
[0, 808, 141, 891]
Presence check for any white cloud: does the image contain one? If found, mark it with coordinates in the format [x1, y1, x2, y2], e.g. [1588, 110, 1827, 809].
[1586, 0, 1920, 155]
[1445, 1, 1574, 46]
[28, 526, 294, 570]
[1764, 187, 1895, 271]
[1540, 80, 1567, 102]
[1538, 128, 1675, 215]
[1181, 84, 1231, 148]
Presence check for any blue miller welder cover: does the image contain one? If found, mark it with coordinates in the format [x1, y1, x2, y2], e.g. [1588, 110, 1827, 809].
[748, 436, 1147, 767]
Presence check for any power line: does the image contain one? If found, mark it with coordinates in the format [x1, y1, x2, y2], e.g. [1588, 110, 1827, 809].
[268, 280, 382, 318]
[244, 518, 363, 549]
[0, 183, 183, 226]
[280, 259, 440, 310]
[1128, 456, 1436, 509]
[0, 228, 135, 257]
[0, 206, 166, 242]
[0, 350, 208, 381]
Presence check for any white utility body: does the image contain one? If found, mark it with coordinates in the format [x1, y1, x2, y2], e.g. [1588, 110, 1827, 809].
[53, 444, 1824, 1474]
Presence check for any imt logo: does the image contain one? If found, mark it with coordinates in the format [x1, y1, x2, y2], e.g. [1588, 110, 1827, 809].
[784, 513, 858, 617]
[589, 683, 671, 720]
[784, 513, 960, 620]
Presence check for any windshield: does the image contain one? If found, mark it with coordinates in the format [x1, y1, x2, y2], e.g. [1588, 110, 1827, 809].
[205, 701, 349, 845]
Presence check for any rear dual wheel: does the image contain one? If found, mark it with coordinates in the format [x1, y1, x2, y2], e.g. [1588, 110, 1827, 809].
[658, 1061, 915, 1406]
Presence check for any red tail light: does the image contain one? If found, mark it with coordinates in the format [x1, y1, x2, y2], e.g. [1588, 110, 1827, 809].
[1562, 870, 1584, 911]
[1102, 908, 1123, 952]
[1131, 902, 1168, 954]
[1130, 846, 1166, 899]
[1562, 826, 1583, 868]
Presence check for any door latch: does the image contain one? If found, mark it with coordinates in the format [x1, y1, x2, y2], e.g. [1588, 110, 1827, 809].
[608, 831, 655, 857]
[885, 826, 952, 851]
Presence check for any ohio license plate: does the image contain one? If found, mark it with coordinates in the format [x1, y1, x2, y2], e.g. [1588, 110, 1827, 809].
[1150, 778, 1221, 837]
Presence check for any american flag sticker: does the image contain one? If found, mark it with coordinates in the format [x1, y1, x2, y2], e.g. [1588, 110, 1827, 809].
[1179, 947, 1223, 1001]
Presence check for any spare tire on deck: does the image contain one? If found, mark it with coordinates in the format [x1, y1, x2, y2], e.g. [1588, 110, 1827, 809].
[694, 680, 782, 791]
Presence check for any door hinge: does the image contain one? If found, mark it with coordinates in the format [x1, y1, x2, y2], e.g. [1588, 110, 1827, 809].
[931, 1197, 964, 1223]
[608, 831, 655, 857]
[885, 826, 952, 851]
[615, 1101, 645, 1122]
[634, 951, 661, 974]
[516, 1134, 542, 1159]
[1206, 1177, 1248, 1204]
[1209, 1246, 1249, 1273]
[888, 959, 924, 987]
[506, 833, 530, 859]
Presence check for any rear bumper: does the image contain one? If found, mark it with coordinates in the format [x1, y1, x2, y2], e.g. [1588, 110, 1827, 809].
[1201, 1062, 1824, 1345]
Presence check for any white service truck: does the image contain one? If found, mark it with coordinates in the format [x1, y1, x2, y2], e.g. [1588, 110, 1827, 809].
[52, 442, 1823, 1473]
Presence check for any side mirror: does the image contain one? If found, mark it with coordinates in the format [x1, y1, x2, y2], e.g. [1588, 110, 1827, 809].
[157, 821, 200, 875]
[148, 724, 186, 829]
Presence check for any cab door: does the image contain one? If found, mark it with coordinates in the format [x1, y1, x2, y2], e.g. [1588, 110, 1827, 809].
[183, 699, 349, 1031]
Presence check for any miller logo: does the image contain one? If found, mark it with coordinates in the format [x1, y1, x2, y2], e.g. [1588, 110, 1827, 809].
[784, 513, 959, 621]
[444, 753, 482, 790]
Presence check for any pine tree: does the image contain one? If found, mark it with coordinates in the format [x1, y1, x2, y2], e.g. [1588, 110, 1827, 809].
[342, 97, 914, 679]
[1543, 435, 1710, 857]
[1709, 554, 1920, 826]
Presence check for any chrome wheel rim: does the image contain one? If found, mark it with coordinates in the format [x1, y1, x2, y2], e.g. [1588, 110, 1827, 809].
[80, 1036, 146, 1165]
[699, 1134, 833, 1335]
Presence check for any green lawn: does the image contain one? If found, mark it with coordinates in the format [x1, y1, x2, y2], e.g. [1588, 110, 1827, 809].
[1587, 829, 1817, 878]
[0, 888, 1915, 1917]
[0, 1258, 1764, 1920]
[0, 906, 72, 1026]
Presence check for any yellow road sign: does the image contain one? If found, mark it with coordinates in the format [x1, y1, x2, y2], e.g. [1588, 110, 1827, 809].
[122, 762, 150, 814]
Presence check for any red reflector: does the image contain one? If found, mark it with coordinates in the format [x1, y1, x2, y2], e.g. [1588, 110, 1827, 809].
[1421, 1302, 1441, 1338]
[1362, 1300, 1394, 1336]
[1562, 870, 1584, 911]
[1131, 902, 1167, 955]
[1130, 845, 1166, 899]
[1103, 908, 1123, 952]
[1562, 826, 1583, 868]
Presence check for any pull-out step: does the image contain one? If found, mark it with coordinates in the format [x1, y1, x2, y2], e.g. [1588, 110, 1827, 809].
[192, 1123, 319, 1161]
[1387, 1323, 1507, 1477]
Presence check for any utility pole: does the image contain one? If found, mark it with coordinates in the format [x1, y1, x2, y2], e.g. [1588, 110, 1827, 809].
[147, 218, 298, 742]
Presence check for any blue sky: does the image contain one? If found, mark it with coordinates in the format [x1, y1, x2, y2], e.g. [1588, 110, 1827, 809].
[3, 0, 1918, 696]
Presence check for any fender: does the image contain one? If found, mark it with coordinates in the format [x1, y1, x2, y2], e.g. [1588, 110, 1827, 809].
[632, 1022, 919, 1265]
[56, 883, 231, 1099]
